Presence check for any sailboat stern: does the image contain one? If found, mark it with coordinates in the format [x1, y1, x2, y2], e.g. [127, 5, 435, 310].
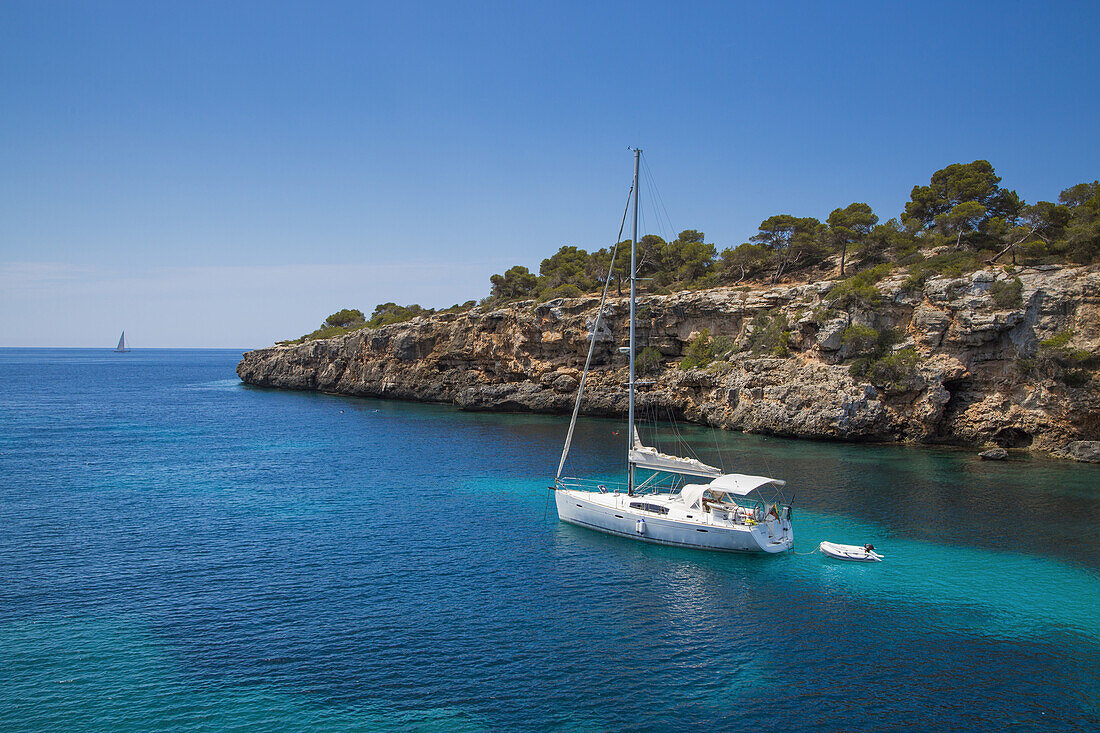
[750, 517, 795, 553]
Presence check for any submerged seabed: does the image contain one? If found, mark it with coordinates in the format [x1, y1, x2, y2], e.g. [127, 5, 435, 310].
[1, 349, 1097, 732]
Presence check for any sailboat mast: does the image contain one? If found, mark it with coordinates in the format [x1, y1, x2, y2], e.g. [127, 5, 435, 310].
[628, 148, 640, 495]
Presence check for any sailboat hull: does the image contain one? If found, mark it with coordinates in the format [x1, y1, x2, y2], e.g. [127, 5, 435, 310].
[555, 489, 792, 554]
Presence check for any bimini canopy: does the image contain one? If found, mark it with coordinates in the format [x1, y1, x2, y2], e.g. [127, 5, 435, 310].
[678, 473, 787, 509]
[709, 473, 785, 495]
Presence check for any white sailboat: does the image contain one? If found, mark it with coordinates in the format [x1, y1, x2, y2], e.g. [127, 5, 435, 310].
[553, 149, 794, 553]
[115, 331, 130, 353]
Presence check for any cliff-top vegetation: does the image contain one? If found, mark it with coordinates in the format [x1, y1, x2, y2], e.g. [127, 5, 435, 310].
[282, 160, 1097, 344]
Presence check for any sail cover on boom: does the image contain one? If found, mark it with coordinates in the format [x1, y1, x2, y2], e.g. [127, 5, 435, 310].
[629, 428, 722, 478]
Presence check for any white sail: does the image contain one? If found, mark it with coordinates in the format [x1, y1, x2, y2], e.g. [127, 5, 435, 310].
[115, 332, 128, 352]
[629, 427, 722, 478]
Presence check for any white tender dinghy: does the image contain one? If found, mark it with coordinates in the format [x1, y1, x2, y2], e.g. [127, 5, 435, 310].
[819, 541, 882, 562]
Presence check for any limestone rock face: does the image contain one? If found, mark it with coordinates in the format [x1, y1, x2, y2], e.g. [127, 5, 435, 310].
[1060, 441, 1100, 463]
[237, 265, 1100, 460]
[816, 317, 849, 352]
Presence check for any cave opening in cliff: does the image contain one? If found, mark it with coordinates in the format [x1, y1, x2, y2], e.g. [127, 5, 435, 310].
[941, 377, 973, 422]
[993, 427, 1034, 449]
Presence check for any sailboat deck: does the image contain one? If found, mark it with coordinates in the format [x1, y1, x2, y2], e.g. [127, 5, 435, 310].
[557, 483, 785, 529]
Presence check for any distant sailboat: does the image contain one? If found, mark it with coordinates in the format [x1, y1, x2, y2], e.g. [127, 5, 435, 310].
[115, 332, 130, 353]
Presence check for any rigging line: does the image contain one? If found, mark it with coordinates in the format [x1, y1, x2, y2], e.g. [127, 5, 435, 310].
[638, 158, 665, 241]
[676, 408, 704, 463]
[665, 405, 684, 456]
[664, 402, 697, 462]
[555, 181, 634, 480]
[711, 420, 728, 473]
[758, 437, 780, 491]
[647, 399, 659, 454]
[638, 162, 659, 242]
[640, 154, 677, 243]
[642, 154, 679, 243]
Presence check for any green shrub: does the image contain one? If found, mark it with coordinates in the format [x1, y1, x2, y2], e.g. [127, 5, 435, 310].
[809, 306, 839, 325]
[847, 327, 914, 390]
[314, 325, 356, 339]
[1039, 330, 1093, 366]
[850, 347, 922, 392]
[1040, 331, 1073, 352]
[678, 329, 738, 368]
[848, 358, 870, 379]
[903, 251, 981, 290]
[747, 310, 792, 356]
[825, 264, 893, 308]
[841, 323, 880, 355]
[1063, 369, 1092, 387]
[637, 346, 662, 375]
[1032, 330, 1095, 385]
[869, 348, 922, 390]
[895, 249, 924, 267]
[539, 283, 584, 301]
[443, 300, 477, 314]
[368, 303, 433, 327]
[711, 335, 735, 358]
[324, 308, 366, 328]
[990, 277, 1023, 308]
[680, 328, 716, 369]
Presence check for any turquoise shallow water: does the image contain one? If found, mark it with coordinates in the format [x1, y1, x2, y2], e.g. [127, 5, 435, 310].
[0, 348, 1098, 731]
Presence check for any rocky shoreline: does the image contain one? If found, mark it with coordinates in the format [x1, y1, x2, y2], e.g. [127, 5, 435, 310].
[237, 265, 1100, 462]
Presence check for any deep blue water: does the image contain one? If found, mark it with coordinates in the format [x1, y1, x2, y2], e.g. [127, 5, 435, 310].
[1, 348, 1098, 731]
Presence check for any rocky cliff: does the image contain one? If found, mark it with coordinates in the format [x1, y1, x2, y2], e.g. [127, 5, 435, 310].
[237, 265, 1100, 462]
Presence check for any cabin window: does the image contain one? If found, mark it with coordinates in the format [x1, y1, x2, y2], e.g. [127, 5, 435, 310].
[629, 502, 669, 515]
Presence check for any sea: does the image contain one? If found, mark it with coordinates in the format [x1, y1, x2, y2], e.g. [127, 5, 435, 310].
[1, 348, 1097, 732]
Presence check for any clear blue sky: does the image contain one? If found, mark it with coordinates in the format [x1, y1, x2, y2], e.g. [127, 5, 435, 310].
[2, 0, 1097, 347]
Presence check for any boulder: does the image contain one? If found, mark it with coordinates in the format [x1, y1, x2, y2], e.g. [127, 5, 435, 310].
[1063, 441, 1100, 463]
[551, 373, 579, 394]
[978, 447, 1008, 461]
[816, 317, 848, 352]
